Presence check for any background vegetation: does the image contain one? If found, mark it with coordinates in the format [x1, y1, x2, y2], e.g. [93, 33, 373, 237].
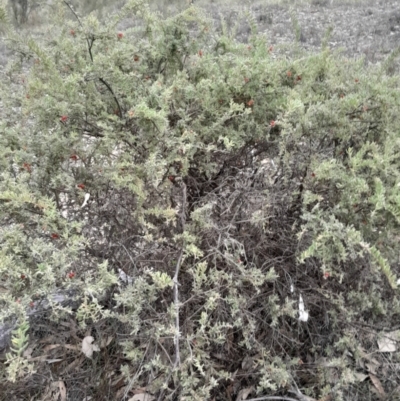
[1, 0, 400, 400]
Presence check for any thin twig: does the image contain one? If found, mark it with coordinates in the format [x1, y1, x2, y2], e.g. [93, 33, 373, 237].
[157, 340, 173, 365]
[244, 397, 299, 401]
[98, 77, 123, 118]
[122, 341, 151, 400]
[157, 181, 187, 401]
[173, 180, 187, 368]
[63, 1, 122, 117]
[173, 246, 184, 367]
[289, 383, 317, 401]
[63, 1, 83, 28]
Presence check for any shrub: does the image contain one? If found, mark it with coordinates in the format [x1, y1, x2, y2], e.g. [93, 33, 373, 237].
[1, 0, 400, 399]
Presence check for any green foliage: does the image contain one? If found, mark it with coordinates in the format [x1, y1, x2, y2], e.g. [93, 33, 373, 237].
[1, 0, 400, 399]
[5, 320, 34, 382]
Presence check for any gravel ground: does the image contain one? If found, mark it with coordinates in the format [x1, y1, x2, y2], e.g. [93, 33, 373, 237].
[202, 0, 400, 64]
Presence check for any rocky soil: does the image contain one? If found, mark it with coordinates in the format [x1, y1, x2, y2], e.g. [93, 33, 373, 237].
[203, 0, 400, 64]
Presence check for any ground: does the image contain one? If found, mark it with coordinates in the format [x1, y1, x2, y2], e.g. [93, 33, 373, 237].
[200, 0, 400, 64]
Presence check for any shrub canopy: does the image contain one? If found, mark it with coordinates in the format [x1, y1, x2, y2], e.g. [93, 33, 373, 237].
[1, 1, 400, 399]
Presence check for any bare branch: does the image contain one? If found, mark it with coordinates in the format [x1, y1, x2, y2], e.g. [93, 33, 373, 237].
[64, 1, 122, 116]
[245, 397, 299, 401]
[173, 179, 187, 368]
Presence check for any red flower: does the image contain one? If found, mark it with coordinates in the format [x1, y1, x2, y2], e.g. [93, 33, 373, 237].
[26, 94, 30, 99]
[117, 32, 124, 39]
[311, 172, 316, 178]
[168, 176, 175, 182]
[244, 77, 250, 83]
[68, 271, 75, 279]
[268, 46, 273, 52]
[70, 154, 79, 161]
[70, 29, 75, 36]
[247, 99, 254, 107]
[51, 233, 59, 239]
[323, 272, 330, 280]
[286, 71, 292, 77]
[77, 183, 85, 190]
[29, 301, 35, 308]
[20, 274, 26, 280]
[60, 115, 68, 123]
[198, 50, 203, 57]
[355, 78, 359, 83]
[270, 120, 276, 127]
[134, 55, 139, 62]
[22, 162, 32, 173]
[296, 75, 302, 81]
